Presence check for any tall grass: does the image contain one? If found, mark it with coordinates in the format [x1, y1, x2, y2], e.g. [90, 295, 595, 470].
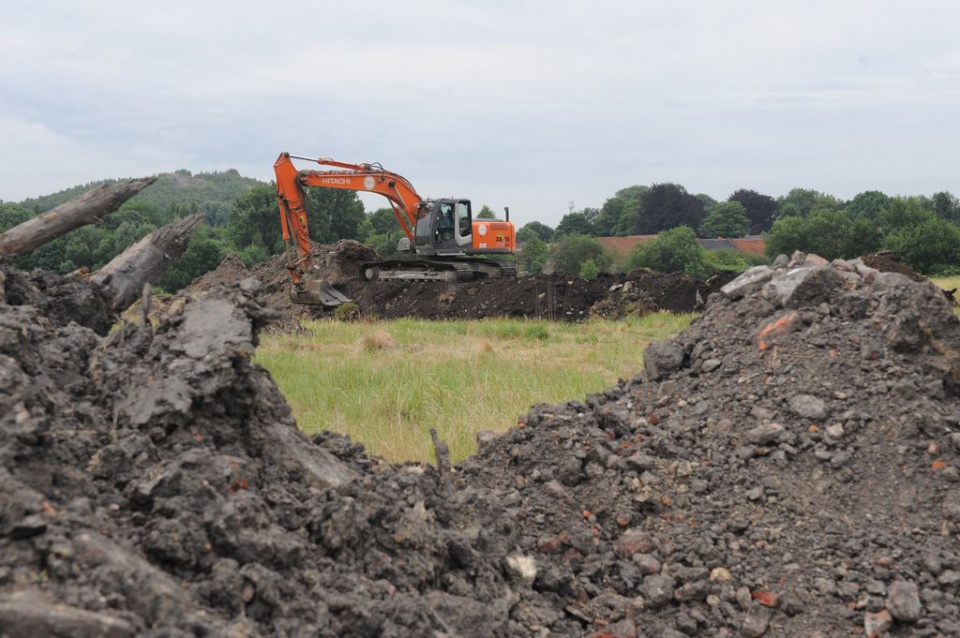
[255, 314, 693, 464]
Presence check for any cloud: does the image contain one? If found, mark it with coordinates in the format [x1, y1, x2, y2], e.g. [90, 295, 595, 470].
[2, 0, 960, 224]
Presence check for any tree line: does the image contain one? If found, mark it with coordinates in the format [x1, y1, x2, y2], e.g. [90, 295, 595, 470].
[518, 184, 960, 278]
[2, 172, 958, 293]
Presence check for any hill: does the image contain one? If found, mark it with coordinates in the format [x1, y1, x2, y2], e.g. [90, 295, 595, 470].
[16, 169, 264, 216]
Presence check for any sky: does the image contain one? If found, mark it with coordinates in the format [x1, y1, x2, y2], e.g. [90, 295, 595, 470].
[3, 1, 960, 228]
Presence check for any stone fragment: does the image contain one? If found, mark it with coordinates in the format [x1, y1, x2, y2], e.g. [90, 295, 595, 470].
[863, 609, 893, 636]
[640, 574, 674, 609]
[643, 340, 685, 381]
[886, 580, 922, 622]
[746, 423, 785, 445]
[789, 394, 828, 421]
[504, 554, 538, 587]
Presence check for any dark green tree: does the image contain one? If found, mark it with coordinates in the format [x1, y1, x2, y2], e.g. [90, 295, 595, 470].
[844, 190, 890, 221]
[517, 221, 554, 243]
[729, 189, 778, 233]
[555, 212, 596, 238]
[879, 197, 932, 234]
[635, 184, 706, 235]
[595, 186, 648, 236]
[305, 188, 365, 243]
[158, 226, 229, 292]
[930, 191, 960, 223]
[699, 201, 750, 238]
[358, 207, 405, 257]
[228, 184, 286, 255]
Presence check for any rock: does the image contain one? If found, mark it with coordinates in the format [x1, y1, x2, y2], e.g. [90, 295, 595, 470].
[788, 394, 829, 421]
[863, 609, 893, 636]
[643, 339, 686, 381]
[886, 580, 921, 622]
[504, 554, 538, 587]
[641, 574, 674, 609]
[740, 606, 773, 637]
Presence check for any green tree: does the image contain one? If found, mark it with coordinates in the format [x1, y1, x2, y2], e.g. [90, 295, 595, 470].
[635, 184, 706, 235]
[884, 216, 960, 274]
[550, 235, 610, 275]
[594, 186, 650, 237]
[358, 207, 405, 257]
[776, 188, 841, 218]
[305, 188, 365, 243]
[158, 226, 228, 292]
[0, 202, 31, 231]
[844, 190, 890, 221]
[728, 189, 778, 233]
[555, 212, 596, 237]
[879, 197, 932, 234]
[520, 235, 549, 274]
[699, 201, 750, 238]
[765, 215, 809, 258]
[627, 225, 709, 278]
[517, 221, 554, 243]
[595, 186, 649, 236]
[930, 191, 960, 223]
[228, 183, 286, 255]
[802, 209, 854, 260]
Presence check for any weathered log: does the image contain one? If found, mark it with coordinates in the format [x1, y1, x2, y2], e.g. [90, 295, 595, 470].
[0, 177, 157, 257]
[91, 213, 203, 312]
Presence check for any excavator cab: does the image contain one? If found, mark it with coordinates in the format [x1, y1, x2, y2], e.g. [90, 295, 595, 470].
[415, 199, 473, 254]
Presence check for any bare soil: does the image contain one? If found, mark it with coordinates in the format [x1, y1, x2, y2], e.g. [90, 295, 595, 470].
[187, 240, 737, 328]
[2, 247, 959, 637]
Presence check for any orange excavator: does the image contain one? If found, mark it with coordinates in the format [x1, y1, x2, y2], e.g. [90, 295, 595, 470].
[274, 152, 516, 306]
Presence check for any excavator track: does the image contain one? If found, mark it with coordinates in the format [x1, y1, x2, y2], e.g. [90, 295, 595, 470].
[360, 258, 515, 282]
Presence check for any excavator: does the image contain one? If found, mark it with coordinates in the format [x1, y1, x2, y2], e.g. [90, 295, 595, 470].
[274, 152, 517, 306]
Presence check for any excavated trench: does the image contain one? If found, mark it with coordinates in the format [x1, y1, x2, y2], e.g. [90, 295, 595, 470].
[2, 248, 960, 637]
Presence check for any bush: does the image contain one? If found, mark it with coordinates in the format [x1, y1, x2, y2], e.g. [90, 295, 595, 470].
[579, 259, 600, 280]
[550, 235, 611, 275]
[627, 226, 709, 278]
[703, 248, 767, 273]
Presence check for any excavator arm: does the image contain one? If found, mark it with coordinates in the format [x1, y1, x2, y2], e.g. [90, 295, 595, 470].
[274, 152, 426, 304]
[274, 152, 423, 259]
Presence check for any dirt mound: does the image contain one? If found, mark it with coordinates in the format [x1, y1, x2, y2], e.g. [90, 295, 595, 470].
[3, 250, 960, 636]
[190, 243, 736, 328]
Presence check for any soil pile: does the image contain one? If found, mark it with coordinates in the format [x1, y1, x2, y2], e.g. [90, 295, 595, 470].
[187, 241, 735, 328]
[2, 250, 960, 637]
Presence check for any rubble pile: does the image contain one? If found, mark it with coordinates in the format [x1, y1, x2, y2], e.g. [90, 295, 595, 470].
[1, 250, 959, 637]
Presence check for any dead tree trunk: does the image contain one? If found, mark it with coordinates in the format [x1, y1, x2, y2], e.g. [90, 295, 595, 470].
[0, 177, 157, 258]
[91, 213, 203, 312]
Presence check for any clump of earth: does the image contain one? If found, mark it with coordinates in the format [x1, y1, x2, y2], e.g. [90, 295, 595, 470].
[2, 247, 959, 637]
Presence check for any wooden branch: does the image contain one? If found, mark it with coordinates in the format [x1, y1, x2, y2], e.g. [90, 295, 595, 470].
[0, 177, 157, 258]
[91, 213, 203, 312]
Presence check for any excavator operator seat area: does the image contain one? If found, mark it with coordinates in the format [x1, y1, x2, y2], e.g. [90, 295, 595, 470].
[437, 202, 455, 242]
[455, 201, 472, 246]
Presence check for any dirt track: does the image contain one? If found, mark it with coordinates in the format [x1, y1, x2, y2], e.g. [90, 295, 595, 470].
[2, 249, 960, 636]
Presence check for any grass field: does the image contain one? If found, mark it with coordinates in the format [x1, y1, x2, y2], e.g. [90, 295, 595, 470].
[256, 274, 960, 464]
[255, 313, 694, 463]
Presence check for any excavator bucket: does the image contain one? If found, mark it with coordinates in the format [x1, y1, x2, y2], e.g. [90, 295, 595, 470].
[290, 279, 353, 307]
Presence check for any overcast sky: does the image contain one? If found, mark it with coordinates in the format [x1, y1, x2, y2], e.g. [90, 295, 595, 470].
[3, 1, 960, 227]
